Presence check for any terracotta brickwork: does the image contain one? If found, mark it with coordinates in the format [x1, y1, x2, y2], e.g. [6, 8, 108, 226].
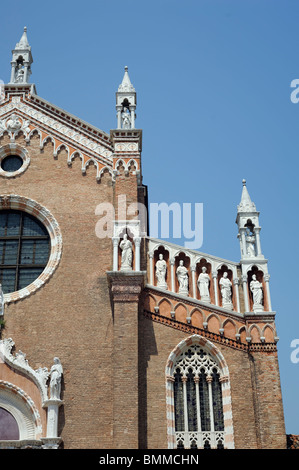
[0, 86, 287, 450]
[0, 129, 115, 448]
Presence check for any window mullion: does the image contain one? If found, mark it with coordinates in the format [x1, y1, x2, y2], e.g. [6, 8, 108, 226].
[182, 376, 189, 438]
[194, 376, 201, 433]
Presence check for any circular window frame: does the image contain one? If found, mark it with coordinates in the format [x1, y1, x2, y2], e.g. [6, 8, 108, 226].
[0, 195, 62, 303]
[0, 144, 30, 178]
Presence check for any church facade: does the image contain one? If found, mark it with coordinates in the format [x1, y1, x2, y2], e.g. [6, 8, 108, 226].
[0, 28, 287, 449]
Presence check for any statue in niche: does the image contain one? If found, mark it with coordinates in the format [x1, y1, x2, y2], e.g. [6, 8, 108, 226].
[250, 274, 263, 310]
[245, 228, 256, 257]
[120, 233, 133, 271]
[49, 357, 63, 400]
[155, 254, 167, 289]
[197, 266, 210, 302]
[121, 109, 131, 129]
[219, 272, 233, 309]
[15, 64, 25, 83]
[176, 260, 189, 296]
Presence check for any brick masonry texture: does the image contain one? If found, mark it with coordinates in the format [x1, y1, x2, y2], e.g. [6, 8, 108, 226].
[0, 125, 287, 449]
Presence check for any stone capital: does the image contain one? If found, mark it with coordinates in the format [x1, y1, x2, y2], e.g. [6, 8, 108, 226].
[107, 271, 146, 302]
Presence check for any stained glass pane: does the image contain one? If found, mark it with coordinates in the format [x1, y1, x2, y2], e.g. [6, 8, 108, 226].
[22, 215, 48, 237]
[0, 269, 16, 293]
[34, 239, 50, 264]
[0, 213, 7, 236]
[0, 210, 50, 293]
[199, 371, 210, 431]
[3, 240, 19, 265]
[20, 239, 34, 264]
[186, 369, 197, 432]
[18, 268, 43, 290]
[174, 370, 184, 432]
[1, 155, 23, 172]
[6, 212, 21, 236]
[212, 370, 224, 431]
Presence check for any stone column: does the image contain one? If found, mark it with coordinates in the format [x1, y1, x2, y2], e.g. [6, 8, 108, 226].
[254, 227, 262, 256]
[233, 278, 240, 312]
[10, 62, 16, 83]
[212, 271, 219, 306]
[264, 273, 272, 312]
[130, 105, 136, 129]
[43, 398, 63, 446]
[148, 251, 154, 285]
[242, 274, 250, 312]
[112, 237, 119, 271]
[134, 237, 141, 271]
[240, 228, 247, 258]
[170, 258, 175, 292]
[191, 265, 197, 299]
[116, 105, 122, 129]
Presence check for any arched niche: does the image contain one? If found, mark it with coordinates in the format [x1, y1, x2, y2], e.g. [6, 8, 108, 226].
[217, 264, 234, 310]
[247, 265, 266, 312]
[174, 251, 191, 295]
[117, 228, 134, 271]
[154, 245, 170, 290]
[196, 258, 213, 302]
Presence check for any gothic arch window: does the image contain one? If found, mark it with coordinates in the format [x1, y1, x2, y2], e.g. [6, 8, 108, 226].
[166, 335, 234, 449]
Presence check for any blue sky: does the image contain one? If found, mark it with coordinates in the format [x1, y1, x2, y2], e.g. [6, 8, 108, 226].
[0, 0, 299, 436]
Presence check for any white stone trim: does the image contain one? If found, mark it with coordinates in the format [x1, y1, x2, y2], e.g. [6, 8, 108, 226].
[0, 143, 30, 178]
[0, 381, 42, 440]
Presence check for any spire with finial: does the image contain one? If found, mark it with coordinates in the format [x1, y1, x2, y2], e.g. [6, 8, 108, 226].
[116, 66, 137, 129]
[236, 179, 263, 260]
[237, 179, 257, 213]
[9, 26, 33, 84]
[15, 26, 30, 49]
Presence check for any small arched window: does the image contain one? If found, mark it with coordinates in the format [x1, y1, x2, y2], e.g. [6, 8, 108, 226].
[168, 340, 228, 449]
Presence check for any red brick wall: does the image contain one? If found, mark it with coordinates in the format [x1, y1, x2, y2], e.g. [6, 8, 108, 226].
[0, 132, 114, 448]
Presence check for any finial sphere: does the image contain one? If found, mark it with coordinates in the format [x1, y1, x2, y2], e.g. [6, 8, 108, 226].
[242, 179, 246, 185]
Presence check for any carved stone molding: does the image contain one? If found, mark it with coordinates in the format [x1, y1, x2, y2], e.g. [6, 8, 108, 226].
[107, 271, 146, 302]
[0, 143, 30, 178]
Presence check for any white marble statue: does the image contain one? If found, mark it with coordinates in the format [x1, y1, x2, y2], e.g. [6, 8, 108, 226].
[49, 357, 63, 400]
[119, 234, 133, 271]
[250, 274, 263, 311]
[155, 254, 167, 289]
[176, 260, 189, 296]
[246, 229, 256, 257]
[15, 64, 24, 83]
[197, 267, 210, 302]
[219, 272, 233, 309]
[121, 110, 131, 129]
